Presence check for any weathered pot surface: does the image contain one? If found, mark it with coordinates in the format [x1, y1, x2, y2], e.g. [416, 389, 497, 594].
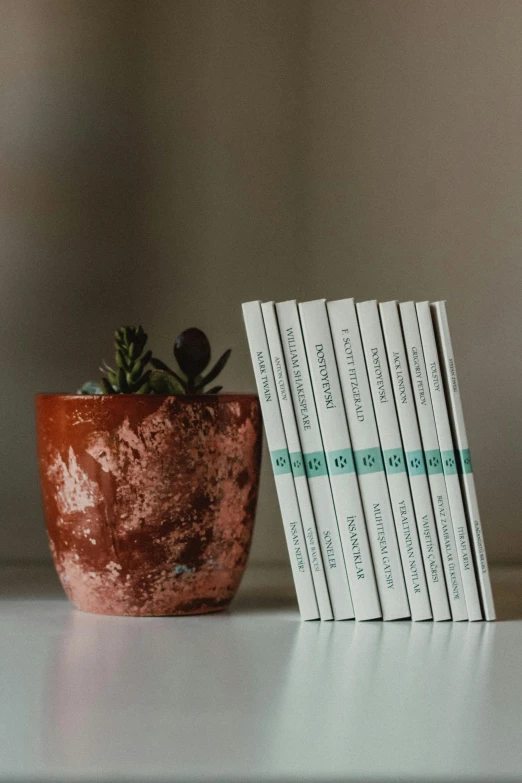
[36, 393, 261, 616]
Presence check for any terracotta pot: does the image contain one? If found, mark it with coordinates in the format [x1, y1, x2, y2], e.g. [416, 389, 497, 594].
[36, 394, 262, 616]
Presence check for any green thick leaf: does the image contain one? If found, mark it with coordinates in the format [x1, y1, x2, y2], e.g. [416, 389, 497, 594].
[118, 367, 129, 393]
[150, 358, 187, 390]
[194, 349, 231, 392]
[150, 357, 173, 373]
[150, 370, 185, 395]
[81, 324, 230, 397]
[100, 378, 116, 394]
[137, 350, 152, 375]
[115, 351, 130, 372]
[129, 370, 151, 393]
[78, 380, 103, 394]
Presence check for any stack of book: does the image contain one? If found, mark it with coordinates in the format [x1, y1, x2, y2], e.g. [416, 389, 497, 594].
[242, 299, 495, 622]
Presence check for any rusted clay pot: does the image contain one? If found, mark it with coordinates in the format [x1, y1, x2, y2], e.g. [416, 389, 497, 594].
[36, 394, 261, 616]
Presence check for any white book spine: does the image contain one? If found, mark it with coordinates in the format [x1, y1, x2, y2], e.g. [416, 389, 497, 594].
[242, 301, 320, 621]
[327, 298, 410, 620]
[431, 301, 495, 621]
[276, 300, 355, 620]
[400, 302, 467, 620]
[261, 301, 333, 621]
[299, 299, 382, 621]
[416, 301, 482, 621]
[379, 301, 451, 622]
[357, 300, 432, 621]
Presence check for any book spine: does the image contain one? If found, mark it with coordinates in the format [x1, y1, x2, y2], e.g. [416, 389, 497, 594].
[327, 298, 410, 620]
[431, 301, 495, 621]
[261, 301, 333, 621]
[379, 301, 451, 621]
[400, 301, 467, 620]
[357, 300, 432, 621]
[242, 301, 320, 621]
[299, 299, 382, 621]
[416, 301, 482, 621]
[276, 300, 355, 620]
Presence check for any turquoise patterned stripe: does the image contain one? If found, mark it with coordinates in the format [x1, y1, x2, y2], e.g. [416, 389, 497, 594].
[383, 447, 406, 475]
[425, 449, 443, 475]
[270, 448, 292, 475]
[457, 448, 473, 474]
[406, 450, 426, 476]
[354, 447, 384, 475]
[290, 451, 306, 477]
[326, 448, 355, 476]
[304, 451, 328, 478]
[441, 450, 458, 475]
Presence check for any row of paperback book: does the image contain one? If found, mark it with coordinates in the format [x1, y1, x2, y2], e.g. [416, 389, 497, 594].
[243, 298, 495, 622]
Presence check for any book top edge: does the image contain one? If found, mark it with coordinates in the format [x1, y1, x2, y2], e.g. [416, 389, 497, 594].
[298, 298, 327, 308]
[326, 297, 355, 307]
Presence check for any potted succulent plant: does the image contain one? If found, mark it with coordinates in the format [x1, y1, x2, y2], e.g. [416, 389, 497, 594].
[36, 327, 261, 617]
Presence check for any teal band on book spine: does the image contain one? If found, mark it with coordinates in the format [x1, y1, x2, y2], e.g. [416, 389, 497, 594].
[290, 451, 306, 477]
[425, 449, 443, 475]
[270, 448, 291, 475]
[383, 447, 406, 475]
[303, 451, 328, 478]
[406, 450, 426, 476]
[354, 447, 384, 475]
[326, 448, 355, 475]
[441, 450, 458, 475]
[458, 448, 473, 474]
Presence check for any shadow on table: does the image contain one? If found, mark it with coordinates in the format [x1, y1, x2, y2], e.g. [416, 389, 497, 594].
[2, 564, 520, 621]
[0, 564, 298, 615]
[491, 573, 522, 621]
[231, 590, 297, 613]
[231, 569, 522, 620]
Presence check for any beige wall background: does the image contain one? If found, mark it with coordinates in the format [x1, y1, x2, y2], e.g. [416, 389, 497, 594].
[1, 0, 521, 565]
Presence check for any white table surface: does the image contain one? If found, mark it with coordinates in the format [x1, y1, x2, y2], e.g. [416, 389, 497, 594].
[1, 564, 522, 783]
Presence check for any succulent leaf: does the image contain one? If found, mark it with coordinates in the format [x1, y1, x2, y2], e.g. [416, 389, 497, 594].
[150, 357, 173, 373]
[115, 352, 128, 371]
[100, 377, 116, 394]
[149, 357, 187, 390]
[174, 328, 211, 388]
[194, 349, 231, 392]
[117, 367, 128, 392]
[171, 371, 188, 391]
[149, 371, 171, 394]
[129, 364, 141, 382]
[131, 370, 151, 393]
[137, 350, 152, 374]
[149, 370, 185, 394]
[78, 380, 103, 394]
[81, 325, 230, 396]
